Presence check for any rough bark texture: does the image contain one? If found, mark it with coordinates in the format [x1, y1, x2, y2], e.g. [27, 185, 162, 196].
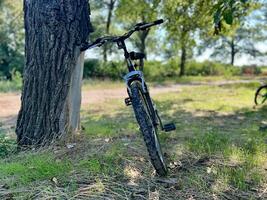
[16, 0, 93, 146]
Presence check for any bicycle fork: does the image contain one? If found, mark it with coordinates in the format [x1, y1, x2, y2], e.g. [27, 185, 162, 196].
[123, 71, 176, 133]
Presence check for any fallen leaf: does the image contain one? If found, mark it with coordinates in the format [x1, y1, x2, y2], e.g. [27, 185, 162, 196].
[51, 177, 58, 185]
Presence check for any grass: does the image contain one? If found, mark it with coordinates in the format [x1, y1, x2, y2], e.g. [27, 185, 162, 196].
[0, 80, 22, 93]
[0, 75, 265, 93]
[0, 72, 22, 93]
[0, 152, 72, 186]
[0, 78, 267, 199]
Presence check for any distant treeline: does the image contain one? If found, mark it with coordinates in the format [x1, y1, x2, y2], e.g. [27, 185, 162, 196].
[84, 59, 263, 81]
[0, 0, 266, 80]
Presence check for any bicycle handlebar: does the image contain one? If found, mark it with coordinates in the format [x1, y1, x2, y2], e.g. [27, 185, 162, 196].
[138, 19, 164, 30]
[81, 19, 164, 51]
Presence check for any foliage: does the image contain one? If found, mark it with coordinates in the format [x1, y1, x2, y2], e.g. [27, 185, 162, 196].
[84, 59, 245, 81]
[212, 0, 255, 34]
[201, 2, 266, 66]
[0, 0, 265, 80]
[162, 0, 214, 76]
[186, 60, 241, 76]
[116, 0, 160, 55]
[241, 65, 262, 75]
[0, 135, 16, 158]
[84, 59, 126, 79]
[0, 70, 22, 92]
[0, 0, 24, 80]
[90, 0, 118, 61]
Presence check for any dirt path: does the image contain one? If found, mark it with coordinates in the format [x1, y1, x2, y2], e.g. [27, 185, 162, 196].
[0, 79, 261, 129]
[0, 85, 183, 128]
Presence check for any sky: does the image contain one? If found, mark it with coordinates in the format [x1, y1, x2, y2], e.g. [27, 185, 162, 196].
[197, 42, 267, 66]
[86, 40, 267, 67]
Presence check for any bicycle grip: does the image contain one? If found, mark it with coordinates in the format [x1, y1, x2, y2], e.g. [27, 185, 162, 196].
[139, 19, 164, 30]
[154, 19, 164, 25]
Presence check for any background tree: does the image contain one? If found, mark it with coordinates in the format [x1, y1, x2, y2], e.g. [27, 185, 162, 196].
[200, 0, 264, 66]
[16, 0, 93, 146]
[163, 0, 213, 76]
[116, 0, 160, 66]
[0, 0, 24, 80]
[91, 0, 117, 62]
[208, 26, 265, 66]
[212, 0, 254, 34]
[104, 0, 116, 62]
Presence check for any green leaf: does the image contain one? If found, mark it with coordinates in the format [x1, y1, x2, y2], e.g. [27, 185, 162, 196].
[223, 10, 234, 25]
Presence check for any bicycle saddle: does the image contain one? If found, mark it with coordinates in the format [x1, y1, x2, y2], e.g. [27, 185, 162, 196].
[129, 51, 146, 60]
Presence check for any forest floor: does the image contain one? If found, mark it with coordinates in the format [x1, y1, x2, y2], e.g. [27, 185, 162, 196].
[0, 76, 267, 199]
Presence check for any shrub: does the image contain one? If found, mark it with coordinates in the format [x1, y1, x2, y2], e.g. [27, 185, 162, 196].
[0, 135, 16, 158]
[0, 71, 22, 92]
[84, 59, 126, 80]
[241, 65, 261, 75]
[83, 58, 243, 81]
[186, 61, 241, 76]
[143, 61, 177, 81]
[83, 59, 101, 77]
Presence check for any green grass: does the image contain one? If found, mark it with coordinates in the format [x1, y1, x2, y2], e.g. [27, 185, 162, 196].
[0, 75, 264, 93]
[0, 134, 16, 158]
[0, 79, 266, 199]
[0, 72, 22, 93]
[0, 152, 72, 187]
[0, 80, 22, 93]
[81, 80, 266, 197]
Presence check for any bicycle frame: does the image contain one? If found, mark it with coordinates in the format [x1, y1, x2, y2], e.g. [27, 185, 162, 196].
[121, 40, 163, 130]
[81, 19, 166, 129]
[116, 39, 148, 94]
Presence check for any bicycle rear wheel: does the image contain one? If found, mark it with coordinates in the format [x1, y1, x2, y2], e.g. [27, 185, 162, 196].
[129, 81, 167, 176]
[255, 85, 267, 105]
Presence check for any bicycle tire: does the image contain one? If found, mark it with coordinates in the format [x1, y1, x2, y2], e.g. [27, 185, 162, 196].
[129, 81, 167, 176]
[255, 85, 267, 105]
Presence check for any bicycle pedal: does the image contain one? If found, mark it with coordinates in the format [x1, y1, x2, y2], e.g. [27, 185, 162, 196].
[125, 97, 132, 106]
[163, 123, 176, 132]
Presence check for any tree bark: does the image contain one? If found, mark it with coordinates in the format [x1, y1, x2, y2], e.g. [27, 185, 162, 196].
[103, 0, 116, 62]
[180, 45, 187, 77]
[16, 0, 93, 146]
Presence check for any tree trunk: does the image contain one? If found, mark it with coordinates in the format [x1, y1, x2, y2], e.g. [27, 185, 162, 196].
[103, 0, 116, 62]
[139, 30, 149, 55]
[230, 38, 235, 66]
[180, 45, 187, 77]
[138, 29, 149, 71]
[16, 0, 93, 146]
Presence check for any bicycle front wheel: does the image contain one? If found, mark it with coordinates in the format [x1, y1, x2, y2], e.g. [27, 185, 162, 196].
[129, 81, 167, 176]
[255, 85, 267, 105]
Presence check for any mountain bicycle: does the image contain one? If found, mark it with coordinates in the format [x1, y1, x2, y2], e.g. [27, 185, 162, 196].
[81, 19, 176, 176]
[255, 84, 267, 105]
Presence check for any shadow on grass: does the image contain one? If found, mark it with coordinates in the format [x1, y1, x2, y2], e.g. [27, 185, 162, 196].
[75, 98, 267, 199]
[1, 82, 266, 199]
